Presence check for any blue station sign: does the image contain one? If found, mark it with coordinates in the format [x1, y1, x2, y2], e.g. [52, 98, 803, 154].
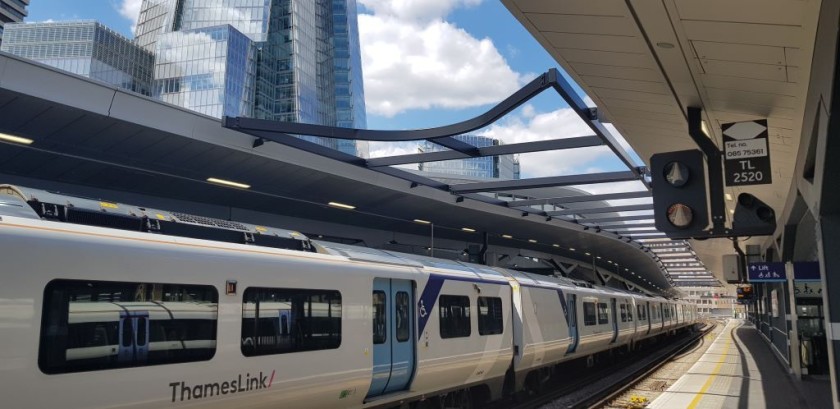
[793, 261, 820, 282]
[747, 262, 786, 282]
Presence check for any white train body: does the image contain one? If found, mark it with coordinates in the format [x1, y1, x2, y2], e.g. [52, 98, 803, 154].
[0, 193, 698, 408]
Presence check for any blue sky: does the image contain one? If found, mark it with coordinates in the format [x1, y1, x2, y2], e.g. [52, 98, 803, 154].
[25, 0, 643, 186]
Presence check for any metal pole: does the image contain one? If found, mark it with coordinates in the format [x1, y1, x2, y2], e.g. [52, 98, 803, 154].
[430, 223, 434, 258]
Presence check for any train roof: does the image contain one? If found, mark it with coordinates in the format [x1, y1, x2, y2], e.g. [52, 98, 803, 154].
[0, 184, 661, 298]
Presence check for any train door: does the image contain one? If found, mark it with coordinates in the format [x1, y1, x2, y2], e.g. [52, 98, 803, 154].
[367, 278, 416, 398]
[566, 294, 579, 354]
[118, 311, 149, 363]
[609, 298, 618, 343]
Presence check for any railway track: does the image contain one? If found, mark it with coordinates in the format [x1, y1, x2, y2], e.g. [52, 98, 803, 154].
[501, 322, 718, 409]
[597, 321, 724, 409]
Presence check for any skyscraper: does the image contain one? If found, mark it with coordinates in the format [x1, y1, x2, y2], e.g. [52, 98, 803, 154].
[1, 21, 155, 96]
[135, 0, 368, 156]
[0, 0, 29, 45]
[421, 135, 520, 180]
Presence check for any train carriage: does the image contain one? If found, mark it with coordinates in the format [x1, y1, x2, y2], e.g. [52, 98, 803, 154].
[0, 185, 699, 409]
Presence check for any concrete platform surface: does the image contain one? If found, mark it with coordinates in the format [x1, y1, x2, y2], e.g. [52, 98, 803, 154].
[649, 319, 829, 409]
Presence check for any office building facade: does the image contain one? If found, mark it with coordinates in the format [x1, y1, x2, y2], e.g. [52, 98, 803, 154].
[1, 21, 155, 96]
[421, 135, 520, 180]
[0, 0, 28, 46]
[135, 0, 368, 156]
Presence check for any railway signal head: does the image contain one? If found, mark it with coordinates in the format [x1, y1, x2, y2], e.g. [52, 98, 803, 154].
[651, 150, 710, 238]
[732, 193, 776, 236]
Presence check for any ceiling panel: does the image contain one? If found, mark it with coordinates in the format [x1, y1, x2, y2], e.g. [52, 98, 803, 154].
[601, 98, 684, 115]
[699, 59, 788, 82]
[560, 49, 654, 68]
[705, 87, 797, 109]
[699, 74, 799, 96]
[693, 41, 786, 66]
[578, 76, 670, 93]
[592, 87, 676, 105]
[673, 0, 804, 26]
[707, 100, 797, 120]
[543, 32, 646, 53]
[525, 13, 636, 36]
[569, 63, 661, 82]
[682, 21, 802, 47]
[515, 0, 626, 15]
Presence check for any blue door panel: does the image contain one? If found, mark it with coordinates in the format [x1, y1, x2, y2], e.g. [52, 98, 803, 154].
[566, 294, 579, 354]
[383, 280, 414, 393]
[367, 279, 390, 397]
[367, 278, 416, 398]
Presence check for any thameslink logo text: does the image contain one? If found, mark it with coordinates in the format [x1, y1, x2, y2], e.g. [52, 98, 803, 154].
[169, 371, 275, 402]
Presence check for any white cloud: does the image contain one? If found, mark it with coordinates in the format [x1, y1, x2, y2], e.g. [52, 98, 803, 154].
[118, 0, 143, 33]
[478, 108, 616, 178]
[360, 0, 482, 24]
[368, 141, 422, 158]
[358, 1, 523, 117]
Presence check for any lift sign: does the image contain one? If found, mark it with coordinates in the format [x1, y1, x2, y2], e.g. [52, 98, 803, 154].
[722, 119, 772, 186]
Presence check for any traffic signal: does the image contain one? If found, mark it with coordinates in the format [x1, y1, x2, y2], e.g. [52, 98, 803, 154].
[651, 150, 710, 238]
[732, 193, 776, 236]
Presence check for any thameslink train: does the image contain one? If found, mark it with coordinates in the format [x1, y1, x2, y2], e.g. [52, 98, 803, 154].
[0, 185, 698, 409]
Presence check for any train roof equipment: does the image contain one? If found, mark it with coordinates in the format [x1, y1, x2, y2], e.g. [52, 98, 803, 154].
[0, 184, 313, 252]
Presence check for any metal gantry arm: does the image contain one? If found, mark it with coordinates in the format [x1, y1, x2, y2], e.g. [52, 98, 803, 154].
[221, 68, 680, 288]
[222, 68, 646, 193]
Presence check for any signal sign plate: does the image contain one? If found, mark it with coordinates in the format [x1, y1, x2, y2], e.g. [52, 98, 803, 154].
[722, 119, 772, 186]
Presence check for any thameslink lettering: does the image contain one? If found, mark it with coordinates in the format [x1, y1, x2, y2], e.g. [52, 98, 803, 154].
[169, 370, 275, 402]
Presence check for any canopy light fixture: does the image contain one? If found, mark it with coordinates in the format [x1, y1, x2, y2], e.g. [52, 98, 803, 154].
[413, 219, 431, 224]
[502, 234, 513, 239]
[207, 177, 250, 189]
[0, 133, 33, 145]
[462, 227, 476, 233]
[328, 201, 356, 210]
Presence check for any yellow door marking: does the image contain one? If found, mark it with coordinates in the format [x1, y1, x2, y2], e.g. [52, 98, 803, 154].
[687, 328, 734, 409]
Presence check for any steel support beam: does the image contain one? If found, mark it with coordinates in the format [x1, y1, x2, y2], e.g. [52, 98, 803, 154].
[613, 229, 661, 235]
[597, 223, 656, 229]
[223, 70, 556, 143]
[506, 190, 650, 208]
[450, 171, 638, 194]
[578, 214, 654, 223]
[367, 136, 603, 167]
[549, 69, 641, 176]
[547, 203, 653, 216]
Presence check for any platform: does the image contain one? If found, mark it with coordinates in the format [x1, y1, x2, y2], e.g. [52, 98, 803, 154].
[649, 319, 830, 409]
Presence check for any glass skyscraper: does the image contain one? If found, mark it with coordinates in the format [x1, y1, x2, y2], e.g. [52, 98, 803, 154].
[135, 0, 368, 156]
[154, 25, 256, 118]
[0, 0, 29, 46]
[0, 21, 155, 96]
[421, 135, 520, 180]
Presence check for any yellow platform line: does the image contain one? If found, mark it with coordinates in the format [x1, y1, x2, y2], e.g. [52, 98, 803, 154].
[687, 328, 734, 409]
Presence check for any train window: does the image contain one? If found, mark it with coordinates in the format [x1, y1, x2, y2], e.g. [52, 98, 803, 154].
[395, 291, 410, 342]
[637, 305, 646, 321]
[619, 304, 628, 322]
[583, 302, 597, 326]
[241, 287, 341, 357]
[373, 291, 387, 344]
[626, 304, 633, 322]
[39, 279, 218, 374]
[478, 297, 504, 335]
[597, 303, 609, 324]
[439, 295, 471, 338]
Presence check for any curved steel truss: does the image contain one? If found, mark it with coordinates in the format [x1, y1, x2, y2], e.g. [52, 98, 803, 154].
[223, 68, 713, 288]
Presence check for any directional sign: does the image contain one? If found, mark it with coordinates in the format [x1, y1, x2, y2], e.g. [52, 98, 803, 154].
[793, 261, 820, 282]
[747, 262, 786, 282]
[722, 119, 772, 186]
